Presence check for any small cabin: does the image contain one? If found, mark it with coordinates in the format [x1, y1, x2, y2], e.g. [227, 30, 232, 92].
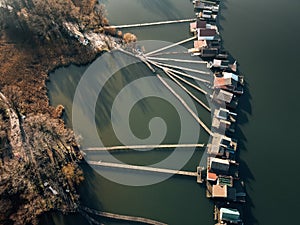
[220, 208, 242, 224]
[214, 72, 244, 95]
[213, 89, 238, 109]
[207, 172, 218, 182]
[198, 28, 217, 40]
[208, 134, 237, 155]
[201, 47, 218, 57]
[194, 40, 207, 49]
[215, 108, 237, 123]
[209, 157, 230, 173]
[194, 0, 219, 13]
[212, 184, 227, 198]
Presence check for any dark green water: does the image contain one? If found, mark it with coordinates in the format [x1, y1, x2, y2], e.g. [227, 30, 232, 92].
[219, 0, 300, 224]
[46, 0, 300, 224]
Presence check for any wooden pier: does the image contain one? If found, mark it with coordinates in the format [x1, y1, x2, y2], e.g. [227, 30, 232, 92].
[166, 70, 209, 95]
[147, 59, 211, 76]
[87, 160, 198, 177]
[156, 74, 212, 135]
[106, 18, 196, 29]
[83, 143, 205, 151]
[148, 59, 210, 84]
[146, 56, 208, 65]
[145, 36, 196, 56]
[80, 206, 167, 225]
[163, 69, 211, 112]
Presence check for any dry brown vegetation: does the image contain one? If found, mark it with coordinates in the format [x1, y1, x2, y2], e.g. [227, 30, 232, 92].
[0, 0, 121, 224]
[123, 32, 137, 43]
[0, 0, 109, 41]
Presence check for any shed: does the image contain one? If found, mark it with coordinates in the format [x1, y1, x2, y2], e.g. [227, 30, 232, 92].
[212, 184, 227, 198]
[197, 19, 207, 29]
[198, 28, 217, 40]
[210, 157, 230, 173]
[220, 208, 241, 223]
[201, 48, 218, 57]
[214, 89, 234, 103]
[214, 77, 232, 87]
[194, 40, 207, 49]
[207, 172, 218, 181]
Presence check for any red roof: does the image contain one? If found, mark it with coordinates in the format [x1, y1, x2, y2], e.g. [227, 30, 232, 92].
[214, 77, 232, 87]
[207, 172, 218, 181]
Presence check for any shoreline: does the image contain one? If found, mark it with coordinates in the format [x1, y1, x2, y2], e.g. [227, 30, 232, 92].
[0, 1, 128, 224]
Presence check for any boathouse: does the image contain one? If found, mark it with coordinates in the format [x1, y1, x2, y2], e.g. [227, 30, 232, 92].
[197, 28, 217, 40]
[214, 73, 244, 95]
[209, 157, 230, 173]
[213, 89, 239, 109]
[219, 208, 242, 224]
[194, 40, 207, 49]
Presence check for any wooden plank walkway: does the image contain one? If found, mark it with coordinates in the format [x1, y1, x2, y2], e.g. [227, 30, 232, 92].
[83, 143, 205, 151]
[147, 59, 210, 84]
[137, 58, 212, 135]
[166, 70, 208, 95]
[164, 70, 211, 112]
[106, 18, 196, 29]
[148, 60, 211, 75]
[149, 51, 190, 57]
[156, 74, 212, 135]
[145, 36, 196, 56]
[147, 56, 208, 65]
[80, 206, 167, 225]
[87, 160, 198, 177]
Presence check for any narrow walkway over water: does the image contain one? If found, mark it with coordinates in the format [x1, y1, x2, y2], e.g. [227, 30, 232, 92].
[83, 143, 205, 151]
[106, 18, 196, 29]
[80, 206, 167, 225]
[87, 160, 198, 177]
[147, 56, 208, 65]
[145, 36, 197, 56]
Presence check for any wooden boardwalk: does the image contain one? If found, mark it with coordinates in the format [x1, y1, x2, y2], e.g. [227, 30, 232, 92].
[106, 18, 196, 29]
[145, 36, 196, 56]
[83, 143, 205, 151]
[80, 206, 167, 225]
[164, 70, 211, 112]
[149, 60, 211, 75]
[87, 160, 198, 177]
[166, 71, 209, 95]
[147, 56, 208, 65]
[156, 74, 212, 135]
[147, 59, 210, 84]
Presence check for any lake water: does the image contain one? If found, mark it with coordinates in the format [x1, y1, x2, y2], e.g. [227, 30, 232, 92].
[45, 0, 300, 224]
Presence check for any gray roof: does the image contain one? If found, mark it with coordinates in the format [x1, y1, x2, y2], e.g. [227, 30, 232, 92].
[215, 89, 234, 103]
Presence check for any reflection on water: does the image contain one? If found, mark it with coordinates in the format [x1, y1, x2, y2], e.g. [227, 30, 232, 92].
[137, 0, 182, 19]
[48, 49, 212, 224]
